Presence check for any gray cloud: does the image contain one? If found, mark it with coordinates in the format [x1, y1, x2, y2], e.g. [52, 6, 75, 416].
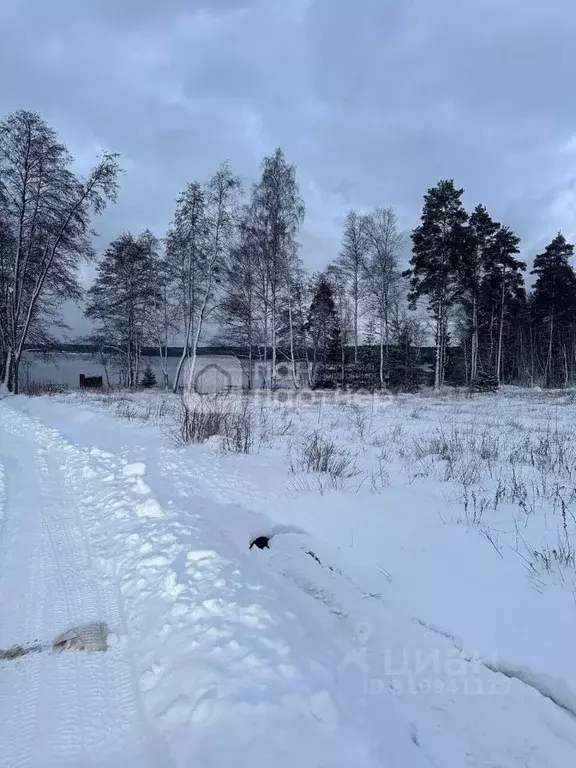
[2, 0, 576, 335]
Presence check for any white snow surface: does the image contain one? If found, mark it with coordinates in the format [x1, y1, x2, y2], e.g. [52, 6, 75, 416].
[1, 389, 576, 766]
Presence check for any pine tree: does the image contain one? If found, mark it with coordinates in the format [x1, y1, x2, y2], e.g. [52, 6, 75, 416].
[460, 205, 499, 384]
[481, 226, 524, 385]
[141, 365, 157, 388]
[530, 233, 576, 387]
[407, 180, 468, 391]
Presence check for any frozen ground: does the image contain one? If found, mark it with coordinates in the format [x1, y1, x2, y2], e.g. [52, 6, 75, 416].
[1, 388, 576, 766]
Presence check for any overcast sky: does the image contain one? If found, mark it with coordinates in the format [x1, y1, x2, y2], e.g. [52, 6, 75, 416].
[2, 0, 576, 336]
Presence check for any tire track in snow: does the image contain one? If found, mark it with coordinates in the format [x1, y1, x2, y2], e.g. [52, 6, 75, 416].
[0, 405, 170, 768]
[37, 445, 126, 763]
[0, 449, 46, 768]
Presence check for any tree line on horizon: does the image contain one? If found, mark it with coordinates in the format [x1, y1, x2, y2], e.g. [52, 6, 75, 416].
[1, 109, 576, 394]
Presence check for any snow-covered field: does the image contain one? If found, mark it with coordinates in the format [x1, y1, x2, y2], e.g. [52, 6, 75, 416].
[1, 387, 576, 766]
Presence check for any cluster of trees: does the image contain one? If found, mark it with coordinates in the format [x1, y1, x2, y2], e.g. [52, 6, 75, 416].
[85, 151, 304, 391]
[407, 181, 576, 390]
[322, 182, 576, 392]
[2, 109, 576, 394]
[83, 151, 418, 392]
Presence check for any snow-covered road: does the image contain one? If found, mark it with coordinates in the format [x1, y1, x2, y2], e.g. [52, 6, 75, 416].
[2, 396, 576, 767]
[0, 401, 410, 767]
[0, 405, 164, 767]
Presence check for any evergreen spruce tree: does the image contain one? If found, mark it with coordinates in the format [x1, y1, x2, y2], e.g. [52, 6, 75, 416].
[469, 367, 499, 393]
[141, 364, 157, 389]
[306, 274, 341, 388]
[407, 180, 468, 390]
[364, 319, 377, 348]
[350, 319, 379, 391]
[388, 320, 423, 392]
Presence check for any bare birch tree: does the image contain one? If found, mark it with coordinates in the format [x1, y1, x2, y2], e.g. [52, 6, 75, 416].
[184, 163, 241, 392]
[336, 211, 368, 363]
[167, 182, 207, 392]
[0, 110, 119, 393]
[139, 231, 177, 390]
[362, 207, 404, 389]
[169, 164, 241, 393]
[217, 210, 259, 388]
[249, 148, 304, 389]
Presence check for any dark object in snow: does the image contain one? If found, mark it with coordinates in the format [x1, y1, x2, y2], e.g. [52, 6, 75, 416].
[304, 548, 340, 575]
[306, 549, 323, 566]
[79, 374, 103, 389]
[52, 622, 109, 653]
[250, 536, 271, 550]
[0, 642, 42, 661]
[1, 622, 110, 662]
